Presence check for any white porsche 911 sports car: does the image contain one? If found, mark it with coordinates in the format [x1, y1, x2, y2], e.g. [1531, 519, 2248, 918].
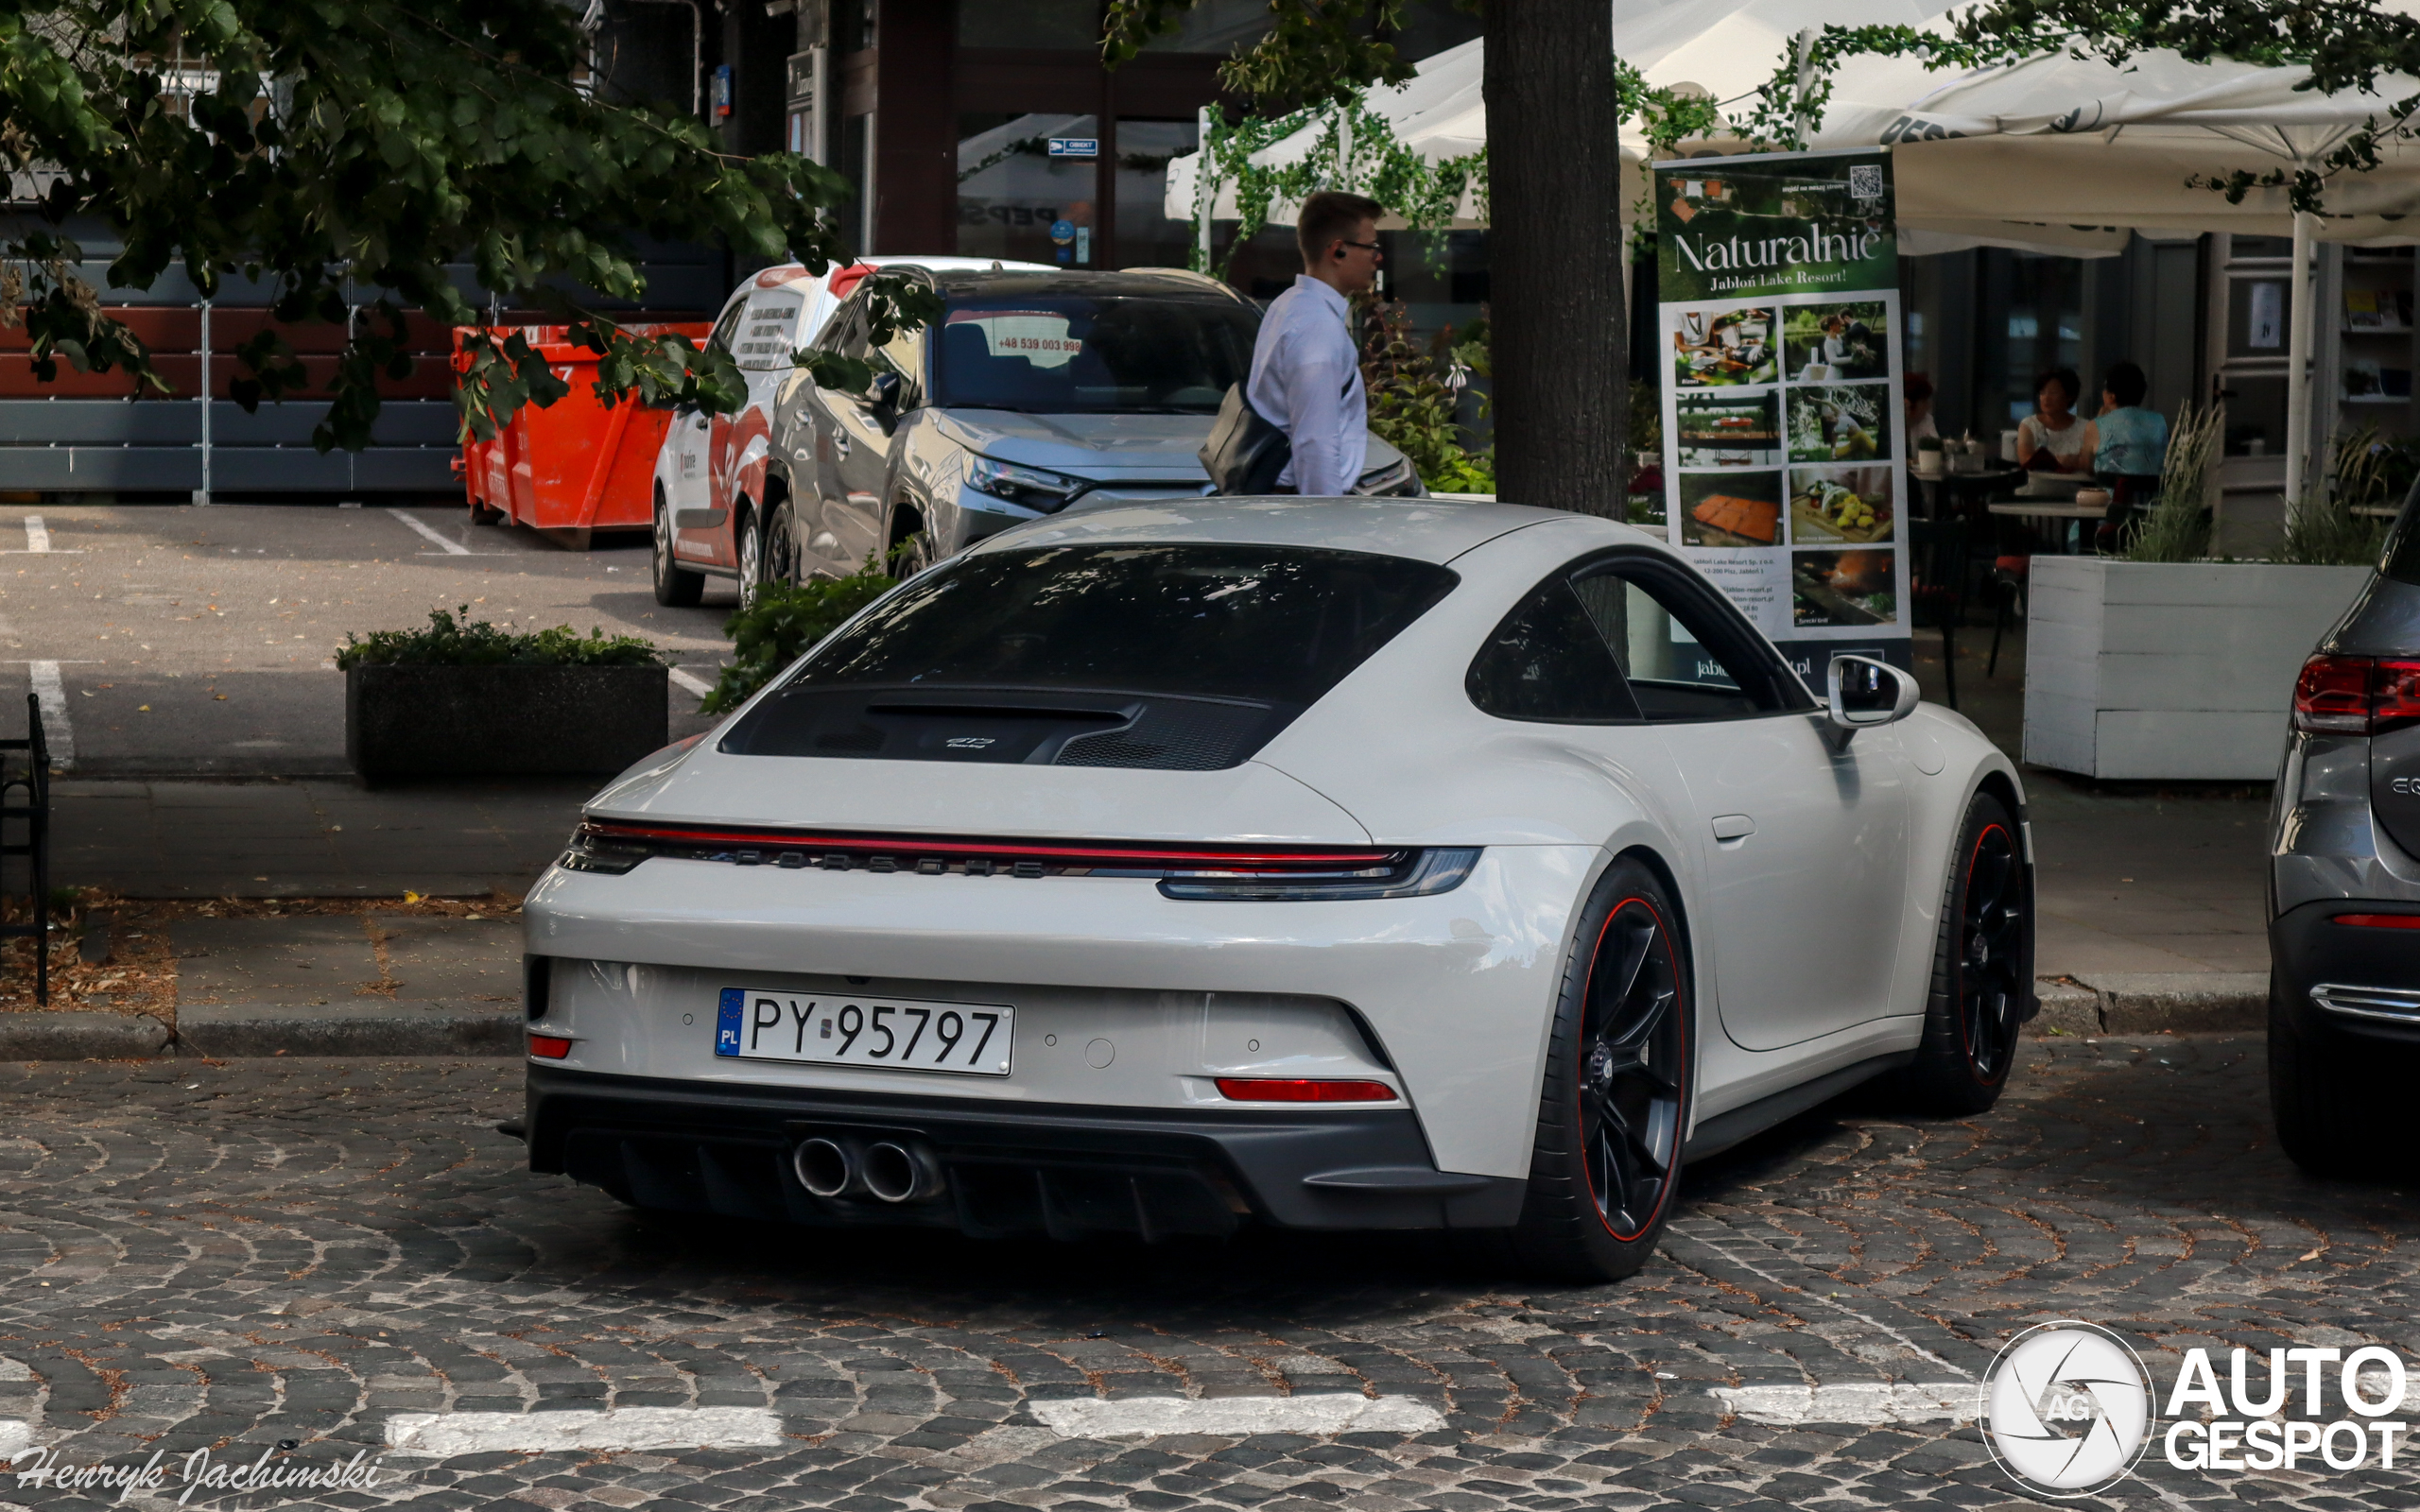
[523, 498, 2033, 1280]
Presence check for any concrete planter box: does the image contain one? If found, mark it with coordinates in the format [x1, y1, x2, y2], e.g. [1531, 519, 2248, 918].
[2023, 558, 2371, 780]
[347, 664, 668, 780]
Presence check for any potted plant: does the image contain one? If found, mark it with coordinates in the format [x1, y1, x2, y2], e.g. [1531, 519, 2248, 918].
[1914, 433, 1945, 477]
[2024, 409, 2380, 780]
[338, 608, 668, 781]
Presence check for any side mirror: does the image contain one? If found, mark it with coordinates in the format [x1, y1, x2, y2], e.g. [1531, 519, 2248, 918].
[868, 371, 904, 432]
[1824, 654, 1920, 749]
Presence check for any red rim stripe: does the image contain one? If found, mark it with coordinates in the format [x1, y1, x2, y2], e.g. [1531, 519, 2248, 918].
[583, 821, 1400, 870]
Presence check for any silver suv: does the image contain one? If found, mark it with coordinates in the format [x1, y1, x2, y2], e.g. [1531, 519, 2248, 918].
[766, 267, 1421, 580]
[2270, 490, 2420, 1173]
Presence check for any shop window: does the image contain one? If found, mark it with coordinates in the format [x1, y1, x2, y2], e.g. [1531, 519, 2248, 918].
[958, 112, 1098, 266]
[1115, 118, 1201, 269]
[1140, 0, 1273, 52]
[1384, 0, 1485, 60]
[960, 0, 1098, 49]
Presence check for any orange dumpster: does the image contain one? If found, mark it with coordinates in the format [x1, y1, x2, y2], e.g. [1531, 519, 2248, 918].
[452, 322, 713, 548]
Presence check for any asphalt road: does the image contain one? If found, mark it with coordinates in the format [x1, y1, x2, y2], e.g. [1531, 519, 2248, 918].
[0, 505, 735, 775]
[0, 1037, 2401, 1509]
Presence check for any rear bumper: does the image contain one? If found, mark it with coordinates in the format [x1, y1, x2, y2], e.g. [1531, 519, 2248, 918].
[2271, 898, 2420, 1043]
[527, 1065, 1526, 1238]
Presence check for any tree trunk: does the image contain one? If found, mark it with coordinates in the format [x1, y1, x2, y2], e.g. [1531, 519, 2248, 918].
[1484, 0, 1626, 515]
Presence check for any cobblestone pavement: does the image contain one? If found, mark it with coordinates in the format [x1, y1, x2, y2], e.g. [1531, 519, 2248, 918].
[0, 1037, 2410, 1511]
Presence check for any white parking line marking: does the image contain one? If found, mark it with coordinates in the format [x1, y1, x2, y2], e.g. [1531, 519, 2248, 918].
[668, 666, 717, 698]
[1028, 1396, 1444, 1438]
[26, 661, 75, 770]
[1709, 1383, 1975, 1426]
[0, 515, 80, 556]
[383, 1406, 783, 1455]
[384, 508, 472, 556]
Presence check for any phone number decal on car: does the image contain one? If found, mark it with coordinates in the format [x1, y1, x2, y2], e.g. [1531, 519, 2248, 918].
[714, 988, 1013, 1074]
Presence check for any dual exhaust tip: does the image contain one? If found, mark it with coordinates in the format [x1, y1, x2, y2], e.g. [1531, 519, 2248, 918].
[793, 1136, 944, 1204]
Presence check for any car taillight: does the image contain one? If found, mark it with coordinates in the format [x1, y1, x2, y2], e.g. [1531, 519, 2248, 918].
[528, 1035, 574, 1059]
[2292, 655, 2420, 734]
[1215, 1078, 1398, 1102]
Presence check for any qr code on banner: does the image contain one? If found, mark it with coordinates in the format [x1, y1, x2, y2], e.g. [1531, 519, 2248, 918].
[1848, 163, 1883, 199]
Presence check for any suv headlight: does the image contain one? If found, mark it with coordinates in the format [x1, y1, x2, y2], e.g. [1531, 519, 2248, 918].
[1355, 455, 1424, 497]
[966, 455, 1087, 512]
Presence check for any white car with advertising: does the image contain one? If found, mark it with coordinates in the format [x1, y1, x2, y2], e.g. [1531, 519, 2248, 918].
[651, 256, 1051, 606]
[530, 497, 2033, 1280]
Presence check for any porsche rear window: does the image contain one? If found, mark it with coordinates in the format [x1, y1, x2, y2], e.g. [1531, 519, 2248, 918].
[768, 543, 1457, 708]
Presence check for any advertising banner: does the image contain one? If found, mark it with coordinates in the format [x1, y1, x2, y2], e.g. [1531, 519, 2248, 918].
[1654, 149, 1911, 685]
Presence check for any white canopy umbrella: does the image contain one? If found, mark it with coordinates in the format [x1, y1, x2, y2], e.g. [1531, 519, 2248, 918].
[1788, 46, 2420, 504]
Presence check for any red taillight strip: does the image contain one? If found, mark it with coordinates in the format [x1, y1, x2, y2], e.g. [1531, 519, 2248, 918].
[581, 821, 1399, 870]
[2336, 913, 2420, 929]
[1215, 1077, 1399, 1103]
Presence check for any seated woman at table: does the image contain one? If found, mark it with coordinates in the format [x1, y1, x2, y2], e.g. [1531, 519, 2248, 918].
[2016, 368, 2095, 472]
[2093, 360, 2167, 495]
[2091, 360, 2169, 550]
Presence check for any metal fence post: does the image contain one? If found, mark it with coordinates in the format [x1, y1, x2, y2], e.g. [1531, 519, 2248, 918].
[194, 298, 213, 507]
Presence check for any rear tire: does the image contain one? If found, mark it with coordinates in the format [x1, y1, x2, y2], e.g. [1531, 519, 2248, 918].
[762, 500, 802, 589]
[736, 505, 766, 609]
[2272, 968, 2406, 1177]
[652, 491, 704, 608]
[1508, 855, 1692, 1284]
[1881, 790, 2031, 1116]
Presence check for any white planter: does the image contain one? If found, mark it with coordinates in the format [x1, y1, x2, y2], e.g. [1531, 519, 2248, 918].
[2023, 558, 2373, 780]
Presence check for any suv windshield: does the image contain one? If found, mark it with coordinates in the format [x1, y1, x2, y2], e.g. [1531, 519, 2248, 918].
[718, 544, 1459, 768]
[932, 296, 1257, 414]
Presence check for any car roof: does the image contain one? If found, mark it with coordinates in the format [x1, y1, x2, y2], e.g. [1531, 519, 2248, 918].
[746, 256, 1057, 293]
[963, 497, 1653, 567]
[927, 269, 1249, 302]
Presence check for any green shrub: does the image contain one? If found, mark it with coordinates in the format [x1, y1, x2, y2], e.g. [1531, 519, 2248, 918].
[1358, 297, 1494, 493]
[336, 608, 662, 669]
[2118, 401, 2221, 563]
[698, 558, 898, 713]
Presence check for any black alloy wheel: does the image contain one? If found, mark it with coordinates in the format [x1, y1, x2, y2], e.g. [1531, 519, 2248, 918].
[1578, 897, 1688, 1242]
[1884, 789, 2032, 1115]
[1955, 819, 2025, 1084]
[889, 523, 935, 577]
[761, 502, 801, 590]
[1510, 855, 1692, 1282]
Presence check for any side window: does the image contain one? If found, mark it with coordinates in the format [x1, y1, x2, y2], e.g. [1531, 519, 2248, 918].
[1569, 557, 1814, 720]
[1467, 576, 1642, 723]
[733, 293, 804, 369]
[706, 296, 746, 358]
[815, 296, 870, 359]
[868, 319, 925, 405]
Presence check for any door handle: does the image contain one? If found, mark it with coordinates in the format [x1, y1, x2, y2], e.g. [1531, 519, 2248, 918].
[832, 427, 851, 457]
[1711, 814, 1756, 843]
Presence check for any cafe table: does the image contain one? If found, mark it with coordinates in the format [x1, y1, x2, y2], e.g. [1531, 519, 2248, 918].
[1916, 467, 2026, 519]
[1986, 500, 2109, 554]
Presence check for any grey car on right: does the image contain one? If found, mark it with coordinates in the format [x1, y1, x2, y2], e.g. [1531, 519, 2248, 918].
[2270, 488, 2420, 1173]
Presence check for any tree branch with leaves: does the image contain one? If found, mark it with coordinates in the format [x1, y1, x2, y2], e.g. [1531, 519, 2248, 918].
[0, 0, 938, 451]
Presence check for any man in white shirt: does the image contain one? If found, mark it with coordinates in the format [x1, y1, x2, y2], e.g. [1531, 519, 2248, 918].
[1246, 190, 1384, 496]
